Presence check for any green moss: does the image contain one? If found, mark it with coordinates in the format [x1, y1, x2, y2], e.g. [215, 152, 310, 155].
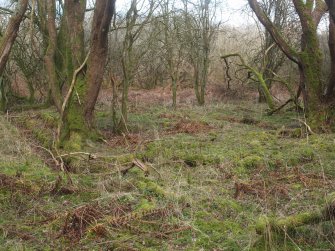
[39, 110, 58, 127]
[25, 118, 53, 148]
[239, 155, 264, 170]
[135, 198, 156, 211]
[137, 180, 165, 198]
[300, 147, 315, 162]
[194, 211, 243, 249]
[63, 131, 83, 151]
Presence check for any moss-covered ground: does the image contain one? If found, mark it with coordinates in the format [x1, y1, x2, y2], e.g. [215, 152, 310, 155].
[0, 99, 334, 250]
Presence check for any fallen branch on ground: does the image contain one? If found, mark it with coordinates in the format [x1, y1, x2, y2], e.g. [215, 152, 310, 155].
[121, 158, 149, 176]
[255, 198, 335, 234]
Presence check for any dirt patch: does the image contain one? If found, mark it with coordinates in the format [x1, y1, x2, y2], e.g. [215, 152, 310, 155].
[169, 119, 213, 134]
[103, 132, 147, 150]
[220, 115, 277, 130]
[159, 113, 182, 120]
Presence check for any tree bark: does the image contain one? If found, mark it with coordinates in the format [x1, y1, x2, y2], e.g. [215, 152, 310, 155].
[84, 0, 116, 128]
[0, 0, 28, 76]
[326, 11, 335, 99]
[326, 0, 335, 23]
[44, 0, 62, 112]
[292, 0, 325, 113]
[56, 0, 87, 147]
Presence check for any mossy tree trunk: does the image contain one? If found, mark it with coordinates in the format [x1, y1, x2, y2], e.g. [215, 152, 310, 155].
[0, 0, 28, 112]
[44, 0, 62, 113]
[293, 0, 329, 128]
[56, 0, 87, 148]
[256, 199, 335, 234]
[0, 0, 28, 77]
[192, 50, 208, 106]
[118, 26, 135, 133]
[116, 0, 139, 133]
[172, 77, 177, 109]
[221, 53, 275, 110]
[44, 0, 115, 149]
[248, 0, 331, 130]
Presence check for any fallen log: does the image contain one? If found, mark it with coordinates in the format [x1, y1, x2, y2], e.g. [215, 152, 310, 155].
[255, 196, 335, 234]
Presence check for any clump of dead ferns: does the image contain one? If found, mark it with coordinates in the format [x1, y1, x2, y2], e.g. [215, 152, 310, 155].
[234, 167, 333, 201]
[60, 201, 191, 241]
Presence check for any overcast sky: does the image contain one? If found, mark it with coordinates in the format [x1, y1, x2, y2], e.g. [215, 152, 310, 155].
[0, 0, 250, 26]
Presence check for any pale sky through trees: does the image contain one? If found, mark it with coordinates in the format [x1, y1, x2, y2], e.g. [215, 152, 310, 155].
[0, 0, 250, 26]
[115, 0, 250, 26]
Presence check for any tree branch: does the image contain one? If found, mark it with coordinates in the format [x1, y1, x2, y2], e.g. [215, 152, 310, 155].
[247, 0, 299, 65]
[57, 51, 90, 141]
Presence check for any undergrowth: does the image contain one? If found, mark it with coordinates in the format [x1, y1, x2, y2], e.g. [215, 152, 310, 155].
[0, 101, 334, 250]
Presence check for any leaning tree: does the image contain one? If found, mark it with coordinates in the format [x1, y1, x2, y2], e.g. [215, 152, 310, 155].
[248, 0, 334, 130]
[0, 0, 28, 77]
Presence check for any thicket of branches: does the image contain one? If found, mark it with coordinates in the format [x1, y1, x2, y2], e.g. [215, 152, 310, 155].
[0, 0, 334, 148]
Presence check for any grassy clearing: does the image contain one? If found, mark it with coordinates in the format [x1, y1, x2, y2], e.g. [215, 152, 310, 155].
[0, 100, 335, 250]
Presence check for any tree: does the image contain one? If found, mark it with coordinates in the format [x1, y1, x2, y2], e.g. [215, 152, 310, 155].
[255, 0, 291, 102]
[160, 0, 184, 109]
[43, 0, 115, 148]
[326, 0, 335, 23]
[84, 0, 116, 128]
[248, 0, 331, 130]
[181, 0, 218, 106]
[326, 1, 335, 99]
[0, 0, 28, 81]
[0, 0, 29, 111]
[115, 0, 156, 133]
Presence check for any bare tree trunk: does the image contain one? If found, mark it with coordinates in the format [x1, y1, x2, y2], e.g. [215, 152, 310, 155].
[84, 0, 116, 128]
[172, 77, 177, 109]
[0, 0, 28, 76]
[44, 0, 62, 112]
[326, 0, 335, 23]
[116, 0, 155, 133]
[326, 14, 335, 100]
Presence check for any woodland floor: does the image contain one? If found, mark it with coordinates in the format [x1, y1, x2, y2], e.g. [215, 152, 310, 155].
[0, 87, 335, 250]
